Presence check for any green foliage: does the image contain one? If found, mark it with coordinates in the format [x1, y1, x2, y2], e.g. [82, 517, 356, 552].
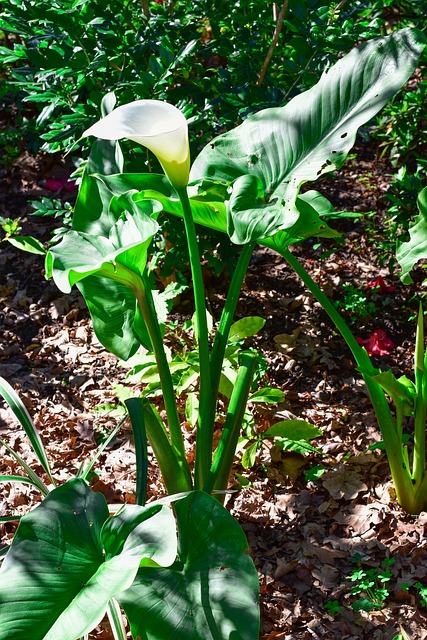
[334, 282, 377, 322]
[347, 556, 396, 612]
[3, 21, 426, 639]
[45, 26, 426, 510]
[190, 28, 424, 246]
[0, 379, 259, 640]
[415, 581, 427, 607]
[0, 480, 259, 640]
[124, 313, 273, 403]
[0, 0, 402, 158]
[375, 77, 427, 167]
[0, 215, 46, 255]
[240, 419, 322, 470]
[118, 490, 259, 640]
[368, 165, 425, 271]
[396, 185, 427, 284]
[0, 0, 198, 154]
[324, 599, 342, 615]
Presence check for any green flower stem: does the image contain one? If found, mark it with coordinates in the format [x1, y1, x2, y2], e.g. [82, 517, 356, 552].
[106, 598, 127, 640]
[124, 398, 148, 506]
[176, 187, 212, 489]
[141, 399, 193, 494]
[281, 247, 417, 512]
[99, 261, 192, 491]
[209, 242, 256, 414]
[204, 351, 257, 495]
[134, 276, 192, 490]
[413, 390, 426, 488]
[413, 305, 426, 487]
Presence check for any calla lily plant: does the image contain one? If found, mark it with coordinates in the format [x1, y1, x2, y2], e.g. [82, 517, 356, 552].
[47, 27, 426, 513]
[2, 24, 424, 640]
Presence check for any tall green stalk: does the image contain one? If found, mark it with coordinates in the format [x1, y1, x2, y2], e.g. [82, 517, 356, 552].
[208, 241, 256, 423]
[135, 276, 192, 489]
[412, 306, 426, 489]
[280, 247, 418, 512]
[176, 187, 212, 489]
[204, 351, 257, 495]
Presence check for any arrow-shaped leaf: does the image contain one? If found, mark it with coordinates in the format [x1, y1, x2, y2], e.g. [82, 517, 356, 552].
[190, 28, 425, 244]
[0, 479, 177, 640]
[118, 490, 259, 640]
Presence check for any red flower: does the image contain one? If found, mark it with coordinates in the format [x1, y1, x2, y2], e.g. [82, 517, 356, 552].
[367, 276, 395, 293]
[45, 177, 77, 192]
[356, 330, 395, 356]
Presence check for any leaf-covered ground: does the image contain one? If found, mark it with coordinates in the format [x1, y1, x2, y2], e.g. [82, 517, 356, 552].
[1, 145, 427, 639]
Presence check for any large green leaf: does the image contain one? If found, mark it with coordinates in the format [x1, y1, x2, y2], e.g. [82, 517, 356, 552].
[118, 490, 260, 640]
[72, 93, 124, 236]
[95, 173, 340, 250]
[95, 173, 229, 236]
[190, 28, 425, 244]
[396, 186, 427, 284]
[47, 196, 159, 293]
[72, 141, 124, 236]
[0, 479, 177, 640]
[77, 274, 146, 359]
[46, 193, 160, 359]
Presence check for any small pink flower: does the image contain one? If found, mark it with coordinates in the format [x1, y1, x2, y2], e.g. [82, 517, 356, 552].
[356, 329, 395, 356]
[367, 276, 395, 293]
[45, 177, 77, 192]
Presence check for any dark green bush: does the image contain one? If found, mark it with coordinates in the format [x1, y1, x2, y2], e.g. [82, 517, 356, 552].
[1, 0, 407, 159]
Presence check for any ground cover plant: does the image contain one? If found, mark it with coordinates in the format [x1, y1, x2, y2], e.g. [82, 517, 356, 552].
[0, 23, 426, 640]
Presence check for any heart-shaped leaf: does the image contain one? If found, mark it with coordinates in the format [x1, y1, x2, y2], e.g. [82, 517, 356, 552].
[0, 479, 177, 640]
[46, 193, 160, 359]
[190, 28, 425, 244]
[118, 490, 260, 640]
[96, 172, 229, 236]
[95, 173, 340, 252]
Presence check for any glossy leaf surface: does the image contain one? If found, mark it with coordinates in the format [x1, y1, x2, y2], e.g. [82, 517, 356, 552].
[0, 479, 176, 640]
[118, 490, 260, 640]
[190, 28, 425, 244]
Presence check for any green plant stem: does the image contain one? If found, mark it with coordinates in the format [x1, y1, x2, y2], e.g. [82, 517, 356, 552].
[204, 351, 257, 495]
[141, 399, 192, 494]
[176, 186, 212, 489]
[209, 241, 256, 418]
[413, 305, 426, 486]
[281, 247, 418, 511]
[124, 398, 148, 506]
[107, 598, 127, 640]
[413, 380, 426, 489]
[135, 277, 192, 489]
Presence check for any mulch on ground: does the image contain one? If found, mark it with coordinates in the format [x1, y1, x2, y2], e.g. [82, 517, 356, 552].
[1, 143, 426, 639]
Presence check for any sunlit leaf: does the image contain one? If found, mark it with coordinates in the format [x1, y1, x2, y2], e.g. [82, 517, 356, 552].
[190, 29, 425, 244]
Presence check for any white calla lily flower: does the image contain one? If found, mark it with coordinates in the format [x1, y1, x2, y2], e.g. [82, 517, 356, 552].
[83, 100, 190, 188]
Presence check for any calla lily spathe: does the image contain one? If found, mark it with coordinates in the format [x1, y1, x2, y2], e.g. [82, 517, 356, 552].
[83, 100, 190, 188]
